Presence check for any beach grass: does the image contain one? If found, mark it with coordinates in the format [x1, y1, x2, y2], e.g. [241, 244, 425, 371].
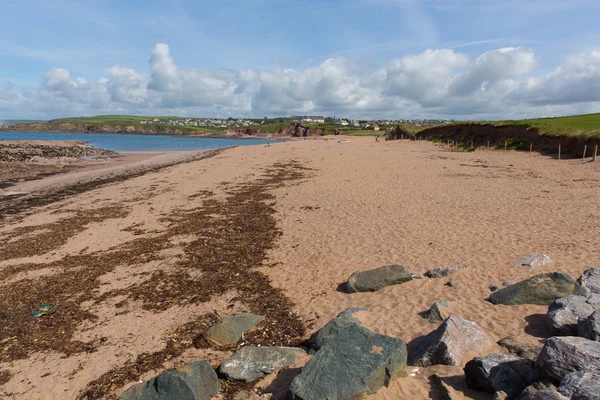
[494, 113, 600, 138]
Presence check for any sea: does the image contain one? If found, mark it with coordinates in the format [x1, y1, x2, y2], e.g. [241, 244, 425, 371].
[0, 132, 277, 152]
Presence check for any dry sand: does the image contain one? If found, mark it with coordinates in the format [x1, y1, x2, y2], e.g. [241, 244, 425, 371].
[1, 137, 599, 399]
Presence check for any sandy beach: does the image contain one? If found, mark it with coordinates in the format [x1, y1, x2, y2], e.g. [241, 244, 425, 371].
[1, 137, 599, 399]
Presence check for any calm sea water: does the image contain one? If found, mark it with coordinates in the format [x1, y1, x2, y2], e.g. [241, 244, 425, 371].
[0, 132, 277, 152]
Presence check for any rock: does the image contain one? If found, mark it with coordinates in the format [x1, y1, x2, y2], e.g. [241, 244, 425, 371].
[432, 374, 457, 400]
[408, 314, 491, 367]
[578, 267, 600, 294]
[515, 254, 552, 269]
[118, 361, 221, 400]
[519, 381, 557, 398]
[490, 285, 500, 292]
[424, 265, 466, 279]
[558, 369, 600, 400]
[497, 336, 543, 363]
[205, 313, 264, 347]
[220, 346, 307, 382]
[345, 264, 421, 293]
[536, 336, 600, 382]
[419, 300, 451, 323]
[493, 391, 508, 400]
[310, 308, 366, 350]
[547, 295, 599, 335]
[290, 323, 407, 400]
[464, 354, 539, 398]
[519, 389, 569, 400]
[578, 310, 600, 341]
[488, 273, 586, 306]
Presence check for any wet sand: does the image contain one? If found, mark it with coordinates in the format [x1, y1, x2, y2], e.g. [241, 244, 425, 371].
[0, 137, 599, 399]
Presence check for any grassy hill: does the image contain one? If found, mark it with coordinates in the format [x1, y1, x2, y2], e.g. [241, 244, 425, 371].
[3, 119, 47, 126]
[494, 113, 600, 138]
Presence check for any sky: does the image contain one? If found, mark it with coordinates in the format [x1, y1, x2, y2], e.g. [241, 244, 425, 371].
[1, 0, 600, 120]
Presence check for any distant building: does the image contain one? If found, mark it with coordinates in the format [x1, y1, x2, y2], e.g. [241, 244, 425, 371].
[335, 119, 349, 126]
[292, 116, 325, 123]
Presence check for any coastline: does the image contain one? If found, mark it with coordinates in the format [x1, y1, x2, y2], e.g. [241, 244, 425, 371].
[0, 137, 598, 399]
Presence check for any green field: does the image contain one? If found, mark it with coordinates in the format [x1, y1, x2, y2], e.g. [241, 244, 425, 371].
[491, 113, 600, 138]
[3, 119, 47, 126]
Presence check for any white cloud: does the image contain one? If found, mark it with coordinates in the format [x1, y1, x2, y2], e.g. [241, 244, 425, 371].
[2, 43, 600, 120]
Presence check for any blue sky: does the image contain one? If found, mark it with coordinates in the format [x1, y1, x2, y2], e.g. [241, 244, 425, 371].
[1, 0, 600, 120]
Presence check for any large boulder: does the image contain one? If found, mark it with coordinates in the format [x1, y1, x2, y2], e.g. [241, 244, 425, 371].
[310, 308, 366, 350]
[118, 361, 221, 400]
[558, 369, 600, 400]
[290, 323, 407, 400]
[205, 313, 264, 347]
[419, 300, 451, 323]
[345, 264, 421, 293]
[519, 381, 557, 399]
[488, 273, 586, 306]
[220, 346, 307, 382]
[578, 267, 600, 294]
[536, 336, 600, 382]
[464, 354, 539, 399]
[424, 265, 466, 279]
[519, 389, 569, 400]
[578, 310, 600, 341]
[408, 314, 491, 367]
[547, 295, 600, 335]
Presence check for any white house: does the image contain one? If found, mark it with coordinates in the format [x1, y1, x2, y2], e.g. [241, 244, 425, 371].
[292, 116, 325, 123]
[335, 119, 349, 126]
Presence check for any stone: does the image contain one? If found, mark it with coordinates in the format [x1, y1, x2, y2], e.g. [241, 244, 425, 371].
[464, 354, 539, 399]
[558, 369, 600, 400]
[345, 264, 421, 293]
[519, 381, 557, 398]
[424, 265, 466, 279]
[310, 308, 366, 350]
[419, 300, 451, 323]
[233, 391, 272, 400]
[547, 295, 599, 335]
[490, 285, 500, 292]
[408, 314, 491, 367]
[445, 281, 454, 288]
[493, 391, 508, 400]
[431, 374, 456, 400]
[578, 310, 600, 341]
[290, 323, 407, 400]
[220, 346, 307, 382]
[519, 389, 569, 400]
[488, 273, 586, 306]
[118, 361, 221, 400]
[205, 313, 264, 347]
[578, 267, 600, 294]
[536, 336, 600, 382]
[497, 336, 543, 363]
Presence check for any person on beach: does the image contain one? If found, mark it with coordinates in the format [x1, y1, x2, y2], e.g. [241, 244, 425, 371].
[375, 135, 379, 142]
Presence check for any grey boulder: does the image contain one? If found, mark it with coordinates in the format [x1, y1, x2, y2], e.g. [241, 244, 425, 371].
[488, 273, 586, 306]
[578, 310, 600, 341]
[220, 346, 307, 382]
[219, 346, 306, 382]
[578, 267, 600, 294]
[419, 300, 451, 323]
[290, 323, 407, 400]
[558, 369, 600, 400]
[408, 314, 491, 367]
[310, 308, 366, 350]
[464, 354, 539, 399]
[118, 361, 221, 400]
[345, 264, 421, 293]
[205, 313, 264, 347]
[536, 336, 600, 382]
[547, 295, 600, 335]
[519, 389, 569, 400]
[424, 265, 466, 279]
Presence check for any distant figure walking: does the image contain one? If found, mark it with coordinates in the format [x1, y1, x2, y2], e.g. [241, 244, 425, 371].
[375, 135, 379, 142]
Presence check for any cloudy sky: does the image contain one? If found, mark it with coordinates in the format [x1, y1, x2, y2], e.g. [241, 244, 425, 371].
[1, 0, 600, 120]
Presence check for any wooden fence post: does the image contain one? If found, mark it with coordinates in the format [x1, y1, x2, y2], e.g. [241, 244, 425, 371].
[529, 143, 533, 156]
[558, 145, 561, 160]
[504, 141, 507, 151]
[471, 141, 474, 149]
[583, 145, 587, 160]
[487, 141, 490, 149]
[594, 145, 598, 161]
